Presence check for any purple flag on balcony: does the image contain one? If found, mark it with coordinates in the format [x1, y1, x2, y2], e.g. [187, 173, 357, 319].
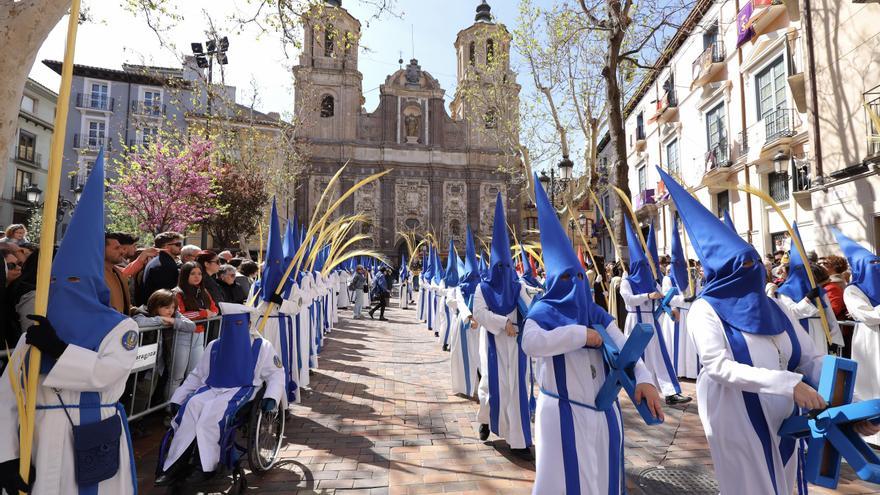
[736, 1, 755, 48]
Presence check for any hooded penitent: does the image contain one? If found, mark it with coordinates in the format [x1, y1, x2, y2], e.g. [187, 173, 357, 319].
[528, 173, 612, 330]
[422, 246, 433, 281]
[401, 254, 409, 282]
[519, 243, 541, 288]
[624, 215, 657, 295]
[669, 216, 690, 295]
[444, 239, 460, 288]
[647, 221, 661, 282]
[459, 227, 481, 300]
[479, 193, 520, 315]
[722, 209, 736, 232]
[777, 222, 816, 303]
[206, 305, 259, 388]
[255, 199, 285, 302]
[657, 166, 789, 335]
[833, 228, 880, 306]
[45, 149, 126, 371]
[432, 248, 444, 285]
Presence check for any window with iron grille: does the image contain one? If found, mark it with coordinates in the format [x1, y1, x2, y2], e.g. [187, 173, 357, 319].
[756, 56, 787, 121]
[524, 216, 537, 231]
[14, 169, 32, 201]
[768, 171, 790, 202]
[637, 165, 647, 193]
[706, 103, 727, 164]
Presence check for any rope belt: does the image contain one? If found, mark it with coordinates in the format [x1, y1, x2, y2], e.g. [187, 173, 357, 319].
[540, 387, 599, 411]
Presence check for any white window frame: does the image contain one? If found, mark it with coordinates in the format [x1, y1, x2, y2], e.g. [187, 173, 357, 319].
[139, 86, 163, 116]
[82, 78, 111, 110]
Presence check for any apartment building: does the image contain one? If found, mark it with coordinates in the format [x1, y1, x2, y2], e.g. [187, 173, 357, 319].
[3, 78, 57, 227]
[595, 0, 880, 261]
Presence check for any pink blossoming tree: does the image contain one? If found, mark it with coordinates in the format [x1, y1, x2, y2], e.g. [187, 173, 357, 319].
[108, 137, 220, 236]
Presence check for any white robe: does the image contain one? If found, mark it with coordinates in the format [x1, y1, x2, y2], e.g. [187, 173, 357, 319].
[399, 275, 410, 309]
[252, 290, 302, 405]
[777, 293, 843, 356]
[163, 337, 285, 472]
[522, 318, 652, 495]
[0, 319, 139, 495]
[336, 271, 350, 309]
[448, 288, 480, 397]
[688, 298, 824, 495]
[620, 277, 681, 396]
[416, 276, 426, 321]
[436, 282, 452, 346]
[842, 285, 880, 445]
[473, 282, 534, 449]
[659, 275, 698, 379]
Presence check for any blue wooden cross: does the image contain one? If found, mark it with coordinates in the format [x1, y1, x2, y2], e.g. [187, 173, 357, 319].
[779, 356, 880, 489]
[653, 288, 677, 320]
[592, 322, 663, 425]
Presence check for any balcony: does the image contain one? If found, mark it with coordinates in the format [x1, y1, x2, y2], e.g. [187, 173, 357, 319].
[13, 189, 31, 203]
[786, 31, 807, 112]
[75, 93, 115, 112]
[634, 125, 647, 152]
[792, 162, 812, 199]
[749, 0, 788, 38]
[692, 42, 726, 89]
[72, 134, 112, 152]
[634, 188, 657, 216]
[744, 108, 803, 168]
[131, 100, 166, 117]
[15, 149, 42, 167]
[702, 142, 734, 190]
[651, 90, 679, 125]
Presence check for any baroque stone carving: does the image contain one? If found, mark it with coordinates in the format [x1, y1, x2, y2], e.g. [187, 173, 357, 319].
[354, 179, 381, 247]
[479, 182, 506, 239]
[443, 181, 467, 246]
[395, 179, 430, 237]
[310, 175, 341, 220]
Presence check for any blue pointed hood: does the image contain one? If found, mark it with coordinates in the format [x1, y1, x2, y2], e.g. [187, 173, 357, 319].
[479, 252, 489, 278]
[658, 166, 789, 335]
[778, 222, 816, 303]
[444, 239, 460, 287]
[528, 173, 612, 330]
[669, 216, 690, 294]
[258, 199, 285, 302]
[459, 226, 481, 300]
[624, 215, 657, 294]
[722, 209, 736, 232]
[283, 218, 296, 267]
[519, 242, 541, 288]
[421, 247, 432, 280]
[45, 149, 126, 370]
[432, 248, 444, 284]
[833, 228, 880, 306]
[479, 193, 520, 314]
[207, 304, 258, 388]
[647, 220, 660, 282]
[401, 253, 409, 281]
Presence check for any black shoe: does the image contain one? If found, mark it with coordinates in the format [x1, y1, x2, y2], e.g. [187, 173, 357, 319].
[665, 393, 692, 405]
[155, 472, 179, 487]
[442, 344, 449, 351]
[434, 331, 439, 337]
[187, 468, 216, 483]
[511, 448, 533, 461]
[368, 312, 374, 319]
[479, 423, 490, 441]
[379, 317, 389, 321]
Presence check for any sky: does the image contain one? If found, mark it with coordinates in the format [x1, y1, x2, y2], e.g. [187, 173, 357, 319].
[29, 0, 534, 117]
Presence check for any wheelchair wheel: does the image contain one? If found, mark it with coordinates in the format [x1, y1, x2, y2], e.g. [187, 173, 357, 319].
[247, 403, 285, 473]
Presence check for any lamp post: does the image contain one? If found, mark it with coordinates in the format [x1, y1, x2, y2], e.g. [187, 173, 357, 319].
[773, 149, 789, 174]
[538, 155, 575, 213]
[25, 183, 82, 242]
[191, 35, 229, 248]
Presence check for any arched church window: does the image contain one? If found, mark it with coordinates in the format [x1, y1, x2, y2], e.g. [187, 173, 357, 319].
[324, 24, 335, 57]
[486, 39, 495, 64]
[468, 42, 476, 66]
[320, 95, 335, 118]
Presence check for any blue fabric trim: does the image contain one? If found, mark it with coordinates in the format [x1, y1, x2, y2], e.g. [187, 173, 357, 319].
[605, 405, 622, 495]
[428, 290, 434, 330]
[460, 319, 472, 395]
[486, 332, 500, 435]
[673, 319, 680, 376]
[550, 356, 581, 495]
[79, 391, 101, 495]
[217, 386, 254, 469]
[515, 298, 532, 447]
[278, 316, 293, 402]
[442, 304, 452, 346]
[635, 303, 681, 394]
[295, 314, 303, 373]
[539, 387, 598, 411]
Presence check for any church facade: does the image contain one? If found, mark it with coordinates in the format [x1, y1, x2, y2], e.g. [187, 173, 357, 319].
[292, 0, 521, 263]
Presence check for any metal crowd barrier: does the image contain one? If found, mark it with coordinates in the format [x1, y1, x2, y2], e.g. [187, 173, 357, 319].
[123, 315, 222, 422]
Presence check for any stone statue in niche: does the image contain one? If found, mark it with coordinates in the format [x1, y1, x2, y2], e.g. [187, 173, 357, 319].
[404, 109, 421, 144]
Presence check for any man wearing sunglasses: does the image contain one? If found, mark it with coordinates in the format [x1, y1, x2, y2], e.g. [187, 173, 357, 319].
[142, 231, 184, 303]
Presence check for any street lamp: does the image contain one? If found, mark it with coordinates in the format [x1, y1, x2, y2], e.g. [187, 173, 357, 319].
[578, 213, 587, 237]
[26, 183, 82, 241]
[773, 149, 789, 174]
[559, 155, 574, 181]
[537, 156, 576, 214]
[191, 34, 230, 248]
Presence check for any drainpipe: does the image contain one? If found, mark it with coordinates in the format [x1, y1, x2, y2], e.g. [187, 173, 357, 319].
[734, 0, 754, 245]
[803, 0, 823, 178]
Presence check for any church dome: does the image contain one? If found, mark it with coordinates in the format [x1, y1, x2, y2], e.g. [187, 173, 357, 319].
[475, 1, 492, 23]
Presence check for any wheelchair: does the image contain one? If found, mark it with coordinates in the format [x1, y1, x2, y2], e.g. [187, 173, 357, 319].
[155, 384, 285, 493]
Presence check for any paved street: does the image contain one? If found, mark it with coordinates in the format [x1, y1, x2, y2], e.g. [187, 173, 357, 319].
[133, 300, 880, 494]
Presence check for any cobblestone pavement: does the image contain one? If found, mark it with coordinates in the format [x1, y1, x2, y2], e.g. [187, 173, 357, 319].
[133, 302, 880, 494]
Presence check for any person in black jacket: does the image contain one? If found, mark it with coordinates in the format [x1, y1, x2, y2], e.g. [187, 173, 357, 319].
[217, 265, 247, 304]
[142, 231, 183, 304]
[195, 250, 227, 306]
[368, 268, 391, 321]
